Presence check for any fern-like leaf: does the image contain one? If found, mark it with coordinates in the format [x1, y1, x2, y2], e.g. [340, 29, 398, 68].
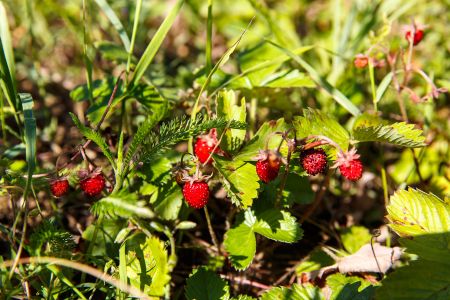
[91, 191, 155, 219]
[123, 99, 168, 171]
[29, 220, 75, 257]
[70, 112, 116, 169]
[134, 115, 246, 164]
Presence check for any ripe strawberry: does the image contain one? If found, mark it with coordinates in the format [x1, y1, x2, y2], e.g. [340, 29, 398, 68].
[255, 150, 283, 183]
[332, 148, 363, 181]
[405, 29, 424, 46]
[300, 148, 327, 176]
[339, 159, 363, 181]
[182, 181, 209, 209]
[354, 54, 368, 68]
[50, 179, 69, 197]
[194, 129, 220, 164]
[79, 174, 105, 197]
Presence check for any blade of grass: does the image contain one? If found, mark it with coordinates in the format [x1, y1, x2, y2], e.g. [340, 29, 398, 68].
[128, 0, 185, 88]
[0, 3, 15, 79]
[126, 0, 143, 77]
[82, 0, 94, 104]
[188, 18, 254, 153]
[206, 0, 213, 74]
[266, 39, 361, 116]
[95, 0, 131, 52]
[211, 45, 314, 97]
[375, 71, 393, 104]
[9, 93, 36, 279]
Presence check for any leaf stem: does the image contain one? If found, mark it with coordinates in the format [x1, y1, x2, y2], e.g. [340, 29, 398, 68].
[203, 206, 221, 255]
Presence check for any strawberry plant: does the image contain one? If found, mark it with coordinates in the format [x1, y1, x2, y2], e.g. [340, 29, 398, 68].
[0, 0, 449, 299]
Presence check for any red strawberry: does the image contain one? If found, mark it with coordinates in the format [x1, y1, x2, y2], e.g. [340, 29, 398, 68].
[255, 150, 283, 183]
[50, 179, 69, 197]
[339, 159, 363, 181]
[405, 29, 424, 46]
[300, 148, 327, 176]
[79, 174, 105, 197]
[182, 181, 209, 209]
[354, 54, 368, 68]
[194, 129, 220, 164]
[332, 148, 363, 181]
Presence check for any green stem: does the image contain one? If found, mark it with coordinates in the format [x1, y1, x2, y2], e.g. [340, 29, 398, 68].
[368, 58, 377, 112]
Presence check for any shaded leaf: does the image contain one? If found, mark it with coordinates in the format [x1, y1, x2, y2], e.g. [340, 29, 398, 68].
[185, 267, 230, 300]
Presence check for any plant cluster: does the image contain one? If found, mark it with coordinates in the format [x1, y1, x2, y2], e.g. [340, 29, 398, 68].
[0, 0, 449, 299]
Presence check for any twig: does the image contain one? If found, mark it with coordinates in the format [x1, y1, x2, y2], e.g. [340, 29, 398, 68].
[204, 206, 221, 256]
[220, 274, 270, 290]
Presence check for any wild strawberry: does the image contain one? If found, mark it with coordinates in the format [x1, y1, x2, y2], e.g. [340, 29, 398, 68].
[50, 179, 69, 197]
[194, 129, 220, 164]
[300, 148, 327, 176]
[182, 181, 210, 209]
[332, 148, 363, 181]
[79, 173, 105, 197]
[255, 150, 283, 183]
[405, 29, 424, 46]
[354, 54, 368, 68]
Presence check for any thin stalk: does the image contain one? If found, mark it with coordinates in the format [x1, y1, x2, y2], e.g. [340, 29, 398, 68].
[203, 206, 221, 255]
[368, 58, 377, 112]
[381, 166, 389, 206]
[126, 0, 143, 80]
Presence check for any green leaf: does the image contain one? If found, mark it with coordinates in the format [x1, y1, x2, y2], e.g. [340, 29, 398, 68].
[327, 273, 376, 300]
[376, 259, 450, 300]
[234, 118, 288, 162]
[224, 209, 302, 270]
[377, 190, 450, 299]
[149, 182, 183, 221]
[216, 90, 247, 153]
[352, 115, 426, 148]
[95, 41, 133, 63]
[293, 108, 350, 154]
[340, 226, 372, 254]
[253, 209, 303, 243]
[375, 72, 393, 104]
[295, 248, 334, 274]
[82, 218, 126, 257]
[223, 221, 256, 270]
[231, 296, 256, 300]
[129, 0, 184, 87]
[69, 112, 116, 169]
[264, 69, 315, 88]
[94, 0, 130, 51]
[386, 188, 450, 236]
[125, 235, 170, 297]
[215, 157, 259, 208]
[266, 40, 361, 117]
[123, 98, 168, 172]
[91, 191, 155, 219]
[19, 94, 36, 193]
[0, 3, 15, 81]
[261, 283, 323, 300]
[185, 267, 230, 300]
